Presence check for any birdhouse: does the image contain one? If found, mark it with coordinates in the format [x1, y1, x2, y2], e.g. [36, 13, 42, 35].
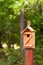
[21, 21, 35, 48]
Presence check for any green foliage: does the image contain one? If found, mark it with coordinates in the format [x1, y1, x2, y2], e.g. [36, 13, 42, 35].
[0, 59, 7, 65]
[34, 48, 43, 65]
[4, 48, 24, 65]
[0, 0, 43, 65]
[0, 48, 24, 65]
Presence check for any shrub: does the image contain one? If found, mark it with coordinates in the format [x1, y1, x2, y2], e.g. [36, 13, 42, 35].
[5, 48, 24, 65]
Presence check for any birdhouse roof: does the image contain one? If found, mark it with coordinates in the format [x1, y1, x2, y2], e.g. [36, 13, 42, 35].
[21, 26, 35, 34]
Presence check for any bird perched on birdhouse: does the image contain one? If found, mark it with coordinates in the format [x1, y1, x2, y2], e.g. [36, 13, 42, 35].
[21, 20, 35, 48]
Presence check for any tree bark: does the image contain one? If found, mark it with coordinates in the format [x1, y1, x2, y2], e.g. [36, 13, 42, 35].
[20, 12, 25, 54]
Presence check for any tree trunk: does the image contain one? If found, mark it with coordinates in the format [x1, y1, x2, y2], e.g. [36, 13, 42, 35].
[20, 12, 25, 54]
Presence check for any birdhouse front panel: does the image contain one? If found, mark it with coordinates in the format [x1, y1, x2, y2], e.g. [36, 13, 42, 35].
[23, 30, 32, 45]
[23, 32, 35, 48]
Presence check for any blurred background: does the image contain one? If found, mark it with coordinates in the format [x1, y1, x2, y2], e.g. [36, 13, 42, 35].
[0, 0, 43, 65]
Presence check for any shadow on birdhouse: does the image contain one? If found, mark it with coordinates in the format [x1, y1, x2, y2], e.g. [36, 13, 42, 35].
[21, 21, 35, 49]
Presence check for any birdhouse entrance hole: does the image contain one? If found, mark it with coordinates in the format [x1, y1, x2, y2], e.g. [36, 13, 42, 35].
[27, 34, 30, 37]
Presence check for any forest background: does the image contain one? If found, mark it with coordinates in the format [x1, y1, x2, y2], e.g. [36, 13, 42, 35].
[0, 0, 43, 65]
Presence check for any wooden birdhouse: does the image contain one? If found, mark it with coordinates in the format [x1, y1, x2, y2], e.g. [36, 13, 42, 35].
[21, 21, 35, 48]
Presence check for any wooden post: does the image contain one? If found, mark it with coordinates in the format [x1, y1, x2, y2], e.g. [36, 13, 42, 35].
[25, 48, 34, 65]
[21, 21, 35, 65]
